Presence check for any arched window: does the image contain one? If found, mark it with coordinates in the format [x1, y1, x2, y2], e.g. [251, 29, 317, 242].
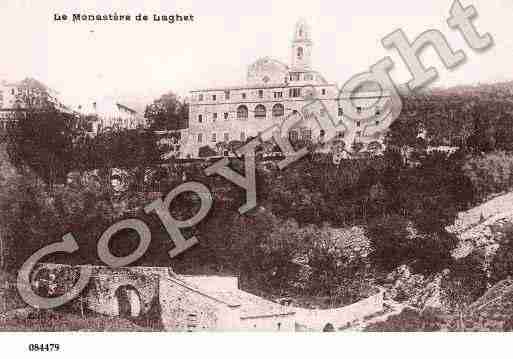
[297, 47, 303, 59]
[237, 105, 248, 120]
[289, 130, 299, 142]
[272, 103, 284, 117]
[255, 104, 266, 118]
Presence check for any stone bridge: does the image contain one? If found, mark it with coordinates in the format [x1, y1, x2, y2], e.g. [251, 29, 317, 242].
[32, 263, 387, 331]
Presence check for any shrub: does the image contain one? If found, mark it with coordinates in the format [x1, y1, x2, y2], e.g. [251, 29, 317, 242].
[365, 307, 444, 331]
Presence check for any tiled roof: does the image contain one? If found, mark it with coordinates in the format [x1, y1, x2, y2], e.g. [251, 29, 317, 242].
[176, 275, 294, 318]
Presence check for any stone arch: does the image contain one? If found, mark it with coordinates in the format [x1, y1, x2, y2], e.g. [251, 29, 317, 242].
[237, 105, 248, 120]
[115, 285, 142, 318]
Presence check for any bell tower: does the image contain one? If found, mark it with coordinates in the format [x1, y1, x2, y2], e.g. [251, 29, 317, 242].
[291, 19, 312, 70]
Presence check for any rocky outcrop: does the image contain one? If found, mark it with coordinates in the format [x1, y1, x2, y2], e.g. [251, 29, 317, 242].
[384, 265, 449, 312]
[464, 278, 513, 330]
[447, 192, 513, 260]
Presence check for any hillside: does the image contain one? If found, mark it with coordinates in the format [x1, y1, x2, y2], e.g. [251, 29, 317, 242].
[448, 192, 513, 258]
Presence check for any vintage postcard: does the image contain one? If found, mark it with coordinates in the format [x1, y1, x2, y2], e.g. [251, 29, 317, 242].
[0, 0, 512, 357]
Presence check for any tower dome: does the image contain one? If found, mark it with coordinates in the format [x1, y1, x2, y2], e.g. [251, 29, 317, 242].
[246, 57, 288, 85]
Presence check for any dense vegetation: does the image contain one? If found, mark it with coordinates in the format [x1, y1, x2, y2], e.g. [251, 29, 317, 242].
[4, 84, 513, 311]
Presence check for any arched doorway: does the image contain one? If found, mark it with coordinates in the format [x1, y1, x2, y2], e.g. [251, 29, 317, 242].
[115, 285, 142, 318]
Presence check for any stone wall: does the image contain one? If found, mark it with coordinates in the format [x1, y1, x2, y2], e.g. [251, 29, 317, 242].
[239, 314, 296, 331]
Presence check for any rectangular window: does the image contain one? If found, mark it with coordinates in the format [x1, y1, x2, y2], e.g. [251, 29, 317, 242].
[321, 89, 326, 95]
[289, 73, 300, 81]
[242, 93, 246, 99]
[357, 121, 361, 127]
[212, 133, 217, 142]
[198, 114, 203, 123]
[357, 106, 362, 113]
[289, 88, 301, 97]
[225, 90, 230, 100]
[301, 128, 312, 141]
[212, 94, 216, 101]
[258, 90, 263, 99]
[213, 113, 217, 121]
[289, 130, 299, 142]
[224, 112, 229, 120]
[338, 108, 343, 116]
[198, 94, 203, 101]
[240, 132, 245, 142]
[273, 92, 283, 99]
[197, 133, 203, 143]
[224, 132, 229, 142]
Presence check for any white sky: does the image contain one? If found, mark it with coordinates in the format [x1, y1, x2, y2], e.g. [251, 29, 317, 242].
[0, 0, 511, 107]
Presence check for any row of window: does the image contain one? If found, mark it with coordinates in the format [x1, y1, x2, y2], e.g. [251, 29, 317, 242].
[197, 131, 246, 144]
[195, 128, 316, 145]
[289, 72, 315, 82]
[196, 103, 350, 123]
[195, 86, 329, 102]
[197, 103, 287, 123]
[196, 104, 382, 124]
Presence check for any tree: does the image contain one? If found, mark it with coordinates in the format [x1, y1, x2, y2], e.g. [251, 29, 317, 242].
[0, 149, 121, 272]
[198, 145, 218, 158]
[144, 91, 188, 131]
[11, 77, 59, 110]
[490, 224, 513, 284]
[6, 109, 78, 190]
[366, 214, 412, 271]
[365, 307, 444, 331]
[443, 251, 488, 329]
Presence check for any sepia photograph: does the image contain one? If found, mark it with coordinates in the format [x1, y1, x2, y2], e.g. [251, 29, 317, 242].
[1, 0, 513, 357]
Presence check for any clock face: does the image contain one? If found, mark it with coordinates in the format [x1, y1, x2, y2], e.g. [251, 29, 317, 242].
[262, 76, 270, 83]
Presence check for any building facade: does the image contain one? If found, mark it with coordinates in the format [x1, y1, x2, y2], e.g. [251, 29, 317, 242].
[182, 19, 392, 158]
[0, 79, 69, 133]
[75, 99, 146, 134]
